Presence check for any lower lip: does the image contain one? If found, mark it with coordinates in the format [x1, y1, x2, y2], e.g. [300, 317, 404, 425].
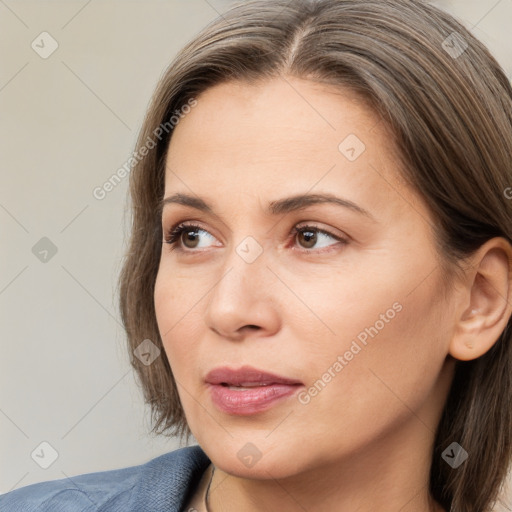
[207, 383, 303, 415]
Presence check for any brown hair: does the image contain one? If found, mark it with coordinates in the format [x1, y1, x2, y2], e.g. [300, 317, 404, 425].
[118, 1, 512, 510]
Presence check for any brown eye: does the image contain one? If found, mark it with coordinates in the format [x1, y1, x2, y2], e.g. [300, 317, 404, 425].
[181, 228, 201, 249]
[297, 228, 317, 249]
[292, 225, 344, 252]
[164, 223, 216, 251]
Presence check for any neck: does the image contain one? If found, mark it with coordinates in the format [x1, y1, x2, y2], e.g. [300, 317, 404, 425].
[206, 414, 445, 512]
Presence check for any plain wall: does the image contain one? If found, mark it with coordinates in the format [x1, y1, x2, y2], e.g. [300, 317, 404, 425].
[1, 0, 511, 508]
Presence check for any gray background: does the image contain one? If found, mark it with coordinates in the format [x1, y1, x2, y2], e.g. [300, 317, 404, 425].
[1, 0, 511, 508]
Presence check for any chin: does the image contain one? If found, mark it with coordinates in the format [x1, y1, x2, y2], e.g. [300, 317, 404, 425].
[214, 456, 299, 481]
[199, 435, 308, 480]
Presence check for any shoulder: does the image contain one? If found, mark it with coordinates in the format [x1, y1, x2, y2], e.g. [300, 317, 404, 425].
[0, 445, 210, 512]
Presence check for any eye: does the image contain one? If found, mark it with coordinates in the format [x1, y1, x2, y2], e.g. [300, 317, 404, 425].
[290, 224, 347, 252]
[163, 222, 216, 251]
[163, 222, 347, 253]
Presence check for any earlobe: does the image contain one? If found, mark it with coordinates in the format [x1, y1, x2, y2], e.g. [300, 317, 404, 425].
[449, 238, 512, 362]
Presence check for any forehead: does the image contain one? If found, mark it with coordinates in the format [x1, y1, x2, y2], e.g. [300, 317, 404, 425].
[163, 77, 424, 222]
[167, 77, 380, 165]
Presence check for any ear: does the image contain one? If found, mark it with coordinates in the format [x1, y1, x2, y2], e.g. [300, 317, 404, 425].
[449, 237, 512, 361]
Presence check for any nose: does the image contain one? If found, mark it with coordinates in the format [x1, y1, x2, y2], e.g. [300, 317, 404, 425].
[203, 238, 281, 341]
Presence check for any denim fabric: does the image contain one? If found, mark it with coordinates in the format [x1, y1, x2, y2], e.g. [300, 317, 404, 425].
[0, 445, 210, 512]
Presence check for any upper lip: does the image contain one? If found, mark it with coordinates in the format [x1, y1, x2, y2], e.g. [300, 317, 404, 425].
[205, 365, 303, 386]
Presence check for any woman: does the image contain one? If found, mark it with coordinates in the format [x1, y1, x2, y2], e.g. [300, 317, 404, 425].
[2, 0, 511, 511]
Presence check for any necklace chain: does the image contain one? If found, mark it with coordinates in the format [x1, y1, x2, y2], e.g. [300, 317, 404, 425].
[204, 464, 215, 512]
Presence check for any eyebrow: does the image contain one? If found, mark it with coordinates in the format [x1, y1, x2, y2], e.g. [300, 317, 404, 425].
[160, 192, 376, 221]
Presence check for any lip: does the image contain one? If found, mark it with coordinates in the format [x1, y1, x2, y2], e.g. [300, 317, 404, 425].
[205, 365, 304, 415]
[205, 365, 303, 386]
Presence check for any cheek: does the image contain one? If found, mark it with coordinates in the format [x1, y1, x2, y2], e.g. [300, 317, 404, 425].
[305, 269, 450, 428]
[153, 265, 203, 379]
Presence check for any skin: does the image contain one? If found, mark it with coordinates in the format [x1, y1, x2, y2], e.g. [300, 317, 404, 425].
[154, 77, 512, 512]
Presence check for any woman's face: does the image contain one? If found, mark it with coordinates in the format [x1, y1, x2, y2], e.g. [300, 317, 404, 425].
[154, 77, 457, 479]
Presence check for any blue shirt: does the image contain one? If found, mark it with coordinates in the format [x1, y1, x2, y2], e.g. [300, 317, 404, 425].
[0, 445, 211, 511]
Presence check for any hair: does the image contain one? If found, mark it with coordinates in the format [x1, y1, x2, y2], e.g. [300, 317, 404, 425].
[118, 0, 512, 510]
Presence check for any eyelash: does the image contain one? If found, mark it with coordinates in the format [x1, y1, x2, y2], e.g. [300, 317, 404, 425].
[163, 222, 347, 254]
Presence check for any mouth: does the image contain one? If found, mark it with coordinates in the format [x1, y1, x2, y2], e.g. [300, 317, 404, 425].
[205, 364, 303, 386]
[205, 365, 304, 415]
[219, 382, 283, 390]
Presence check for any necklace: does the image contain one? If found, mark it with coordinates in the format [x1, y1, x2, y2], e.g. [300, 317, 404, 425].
[204, 464, 215, 512]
